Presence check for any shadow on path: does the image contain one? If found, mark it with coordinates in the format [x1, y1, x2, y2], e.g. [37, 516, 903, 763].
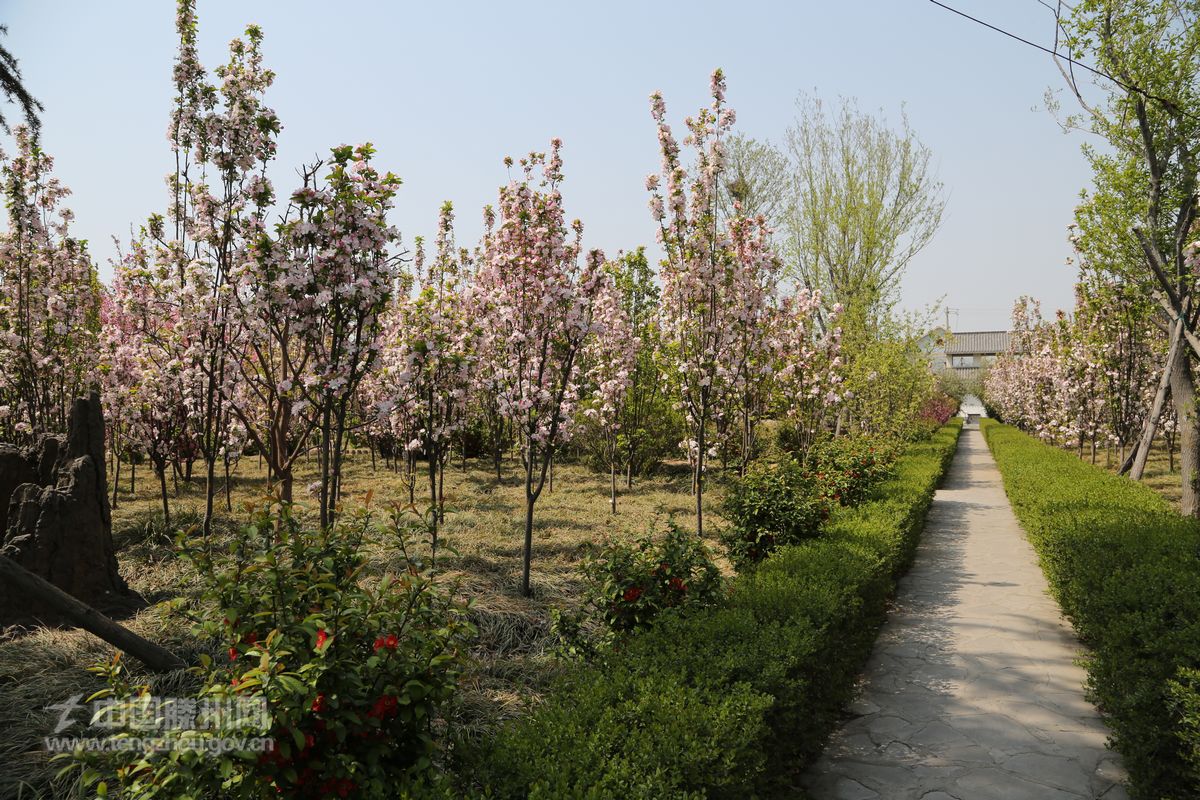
[797, 428, 1128, 800]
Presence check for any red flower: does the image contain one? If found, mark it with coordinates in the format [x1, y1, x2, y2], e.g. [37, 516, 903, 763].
[622, 586, 643, 602]
[373, 633, 399, 652]
[245, 632, 258, 646]
[311, 693, 326, 713]
[669, 577, 686, 592]
[367, 694, 399, 719]
[228, 646, 239, 661]
[315, 629, 329, 649]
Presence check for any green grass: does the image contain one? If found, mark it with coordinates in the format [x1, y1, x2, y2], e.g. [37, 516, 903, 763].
[0, 452, 728, 799]
[477, 420, 963, 798]
[982, 420, 1200, 798]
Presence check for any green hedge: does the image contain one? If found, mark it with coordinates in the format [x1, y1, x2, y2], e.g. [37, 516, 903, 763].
[474, 420, 963, 798]
[981, 420, 1200, 798]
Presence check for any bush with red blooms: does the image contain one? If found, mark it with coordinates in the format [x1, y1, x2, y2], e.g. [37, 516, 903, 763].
[67, 502, 473, 799]
[805, 436, 900, 509]
[919, 392, 960, 426]
[578, 519, 724, 635]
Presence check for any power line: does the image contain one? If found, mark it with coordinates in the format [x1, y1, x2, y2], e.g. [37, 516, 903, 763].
[926, 0, 1199, 121]
[927, 0, 1106, 80]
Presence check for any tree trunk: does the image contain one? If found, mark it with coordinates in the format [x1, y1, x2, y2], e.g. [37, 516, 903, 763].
[157, 466, 171, 527]
[224, 457, 232, 512]
[1169, 343, 1200, 516]
[522, 451, 535, 597]
[111, 451, 121, 511]
[203, 455, 216, 538]
[695, 423, 705, 538]
[407, 451, 415, 506]
[278, 465, 293, 504]
[437, 458, 445, 522]
[610, 451, 617, 515]
[1124, 318, 1181, 478]
[428, 448, 439, 559]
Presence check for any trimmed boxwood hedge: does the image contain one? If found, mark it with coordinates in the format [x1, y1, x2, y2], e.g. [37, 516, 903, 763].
[982, 420, 1200, 799]
[470, 420, 963, 799]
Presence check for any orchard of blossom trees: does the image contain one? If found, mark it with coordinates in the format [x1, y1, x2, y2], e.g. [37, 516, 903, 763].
[0, 3, 868, 597]
[984, 246, 1195, 482]
[0, 5, 983, 799]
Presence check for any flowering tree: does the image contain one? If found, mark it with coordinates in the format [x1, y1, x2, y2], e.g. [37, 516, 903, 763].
[100, 242, 191, 524]
[1052, 303, 1107, 458]
[376, 201, 474, 552]
[986, 298, 1070, 442]
[475, 141, 607, 596]
[723, 212, 786, 473]
[233, 145, 401, 529]
[775, 290, 845, 455]
[647, 68, 783, 534]
[986, 280, 1161, 467]
[0, 128, 99, 443]
[583, 271, 636, 513]
[136, 0, 282, 536]
[986, 297, 1102, 450]
[466, 204, 515, 482]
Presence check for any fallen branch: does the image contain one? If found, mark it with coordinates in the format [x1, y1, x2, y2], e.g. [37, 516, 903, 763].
[0, 555, 185, 673]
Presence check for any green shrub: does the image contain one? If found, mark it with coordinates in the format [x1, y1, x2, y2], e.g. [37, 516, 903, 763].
[805, 435, 900, 508]
[1168, 669, 1200, 787]
[485, 666, 771, 800]
[579, 519, 725, 633]
[67, 502, 475, 799]
[982, 420, 1200, 799]
[720, 457, 824, 569]
[479, 418, 962, 797]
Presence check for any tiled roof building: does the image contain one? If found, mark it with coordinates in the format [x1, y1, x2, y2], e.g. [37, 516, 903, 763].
[921, 329, 1013, 378]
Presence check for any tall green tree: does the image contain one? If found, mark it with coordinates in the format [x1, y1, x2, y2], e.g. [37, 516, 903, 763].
[717, 133, 790, 228]
[783, 94, 945, 330]
[1059, 0, 1200, 514]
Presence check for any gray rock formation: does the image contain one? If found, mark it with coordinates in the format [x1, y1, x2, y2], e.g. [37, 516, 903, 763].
[0, 392, 137, 625]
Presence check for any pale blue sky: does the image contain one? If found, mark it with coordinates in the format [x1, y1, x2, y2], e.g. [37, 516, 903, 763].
[4, 0, 1093, 330]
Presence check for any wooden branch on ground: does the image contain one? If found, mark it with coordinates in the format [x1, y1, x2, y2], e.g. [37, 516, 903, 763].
[0, 555, 185, 673]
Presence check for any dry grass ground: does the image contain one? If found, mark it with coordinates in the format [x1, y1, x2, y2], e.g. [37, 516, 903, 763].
[0, 450, 729, 797]
[1096, 438, 1183, 508]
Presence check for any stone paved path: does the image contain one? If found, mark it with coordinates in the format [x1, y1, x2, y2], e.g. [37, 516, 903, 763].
[799, 425, 1128, 800]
